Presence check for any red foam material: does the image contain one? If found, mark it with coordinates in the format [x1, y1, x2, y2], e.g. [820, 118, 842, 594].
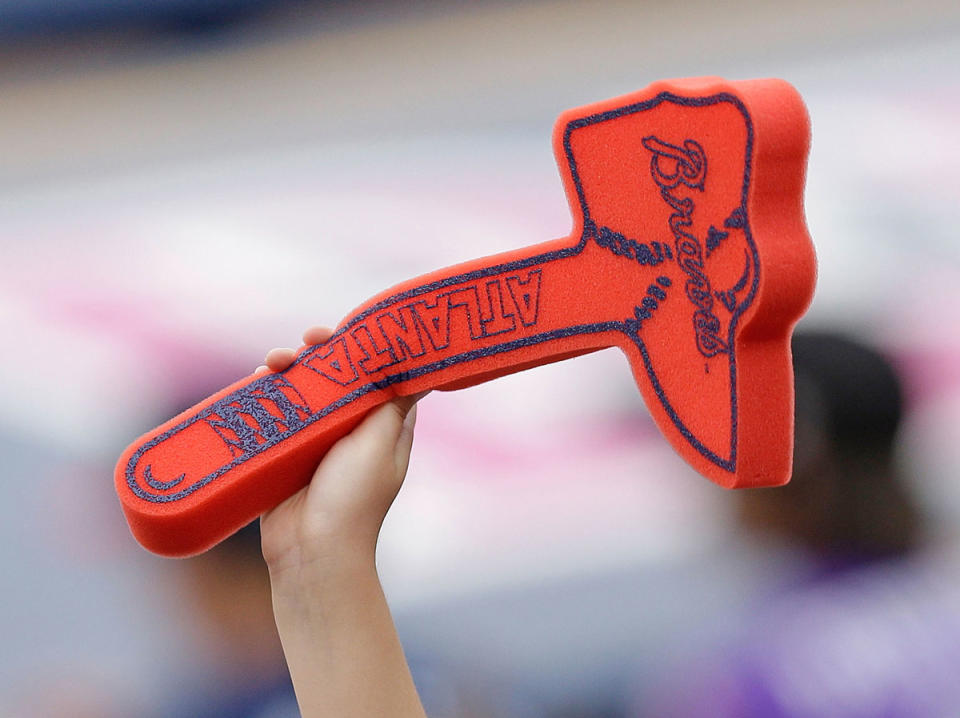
[116, 77, 816, 556]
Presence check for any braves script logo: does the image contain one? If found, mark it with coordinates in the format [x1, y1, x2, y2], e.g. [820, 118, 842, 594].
[641, 135, 729, 358]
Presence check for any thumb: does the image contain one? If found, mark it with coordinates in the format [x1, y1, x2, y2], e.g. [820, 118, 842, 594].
[395, 402, 418, 479]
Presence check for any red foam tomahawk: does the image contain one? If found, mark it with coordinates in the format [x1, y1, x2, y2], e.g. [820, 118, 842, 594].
[116, 77, 816, 556]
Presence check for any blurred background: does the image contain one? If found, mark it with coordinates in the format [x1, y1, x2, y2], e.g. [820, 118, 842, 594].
[2, 1, 959, 716]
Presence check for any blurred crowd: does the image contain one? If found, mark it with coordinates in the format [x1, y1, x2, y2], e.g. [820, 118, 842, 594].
[2, 1, 959, 717]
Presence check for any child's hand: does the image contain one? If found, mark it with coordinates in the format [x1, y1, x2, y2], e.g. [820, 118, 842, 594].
[257, 326, 421, 578]
[256, 325, 428, 718]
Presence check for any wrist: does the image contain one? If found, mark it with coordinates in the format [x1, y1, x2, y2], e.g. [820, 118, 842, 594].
[269, 551, 385, 649]
[266, 534, 378, 594]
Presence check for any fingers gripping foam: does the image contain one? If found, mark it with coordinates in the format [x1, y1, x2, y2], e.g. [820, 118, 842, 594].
[116, 77, 816, 556]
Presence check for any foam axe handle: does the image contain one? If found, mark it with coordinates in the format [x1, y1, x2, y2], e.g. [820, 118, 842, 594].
[116, 77, 816, 556]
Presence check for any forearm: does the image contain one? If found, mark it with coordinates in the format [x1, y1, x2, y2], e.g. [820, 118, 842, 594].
[269, 555, 427, 718]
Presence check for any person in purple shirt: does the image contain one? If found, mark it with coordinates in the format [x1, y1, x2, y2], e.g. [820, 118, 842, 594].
[643, 331, 960, 718]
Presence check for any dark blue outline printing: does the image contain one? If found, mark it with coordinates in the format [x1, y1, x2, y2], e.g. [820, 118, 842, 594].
[127, 91, 757, 503]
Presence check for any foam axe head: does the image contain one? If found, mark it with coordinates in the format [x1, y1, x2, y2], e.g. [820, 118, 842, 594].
[116, 77, 816, 556]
